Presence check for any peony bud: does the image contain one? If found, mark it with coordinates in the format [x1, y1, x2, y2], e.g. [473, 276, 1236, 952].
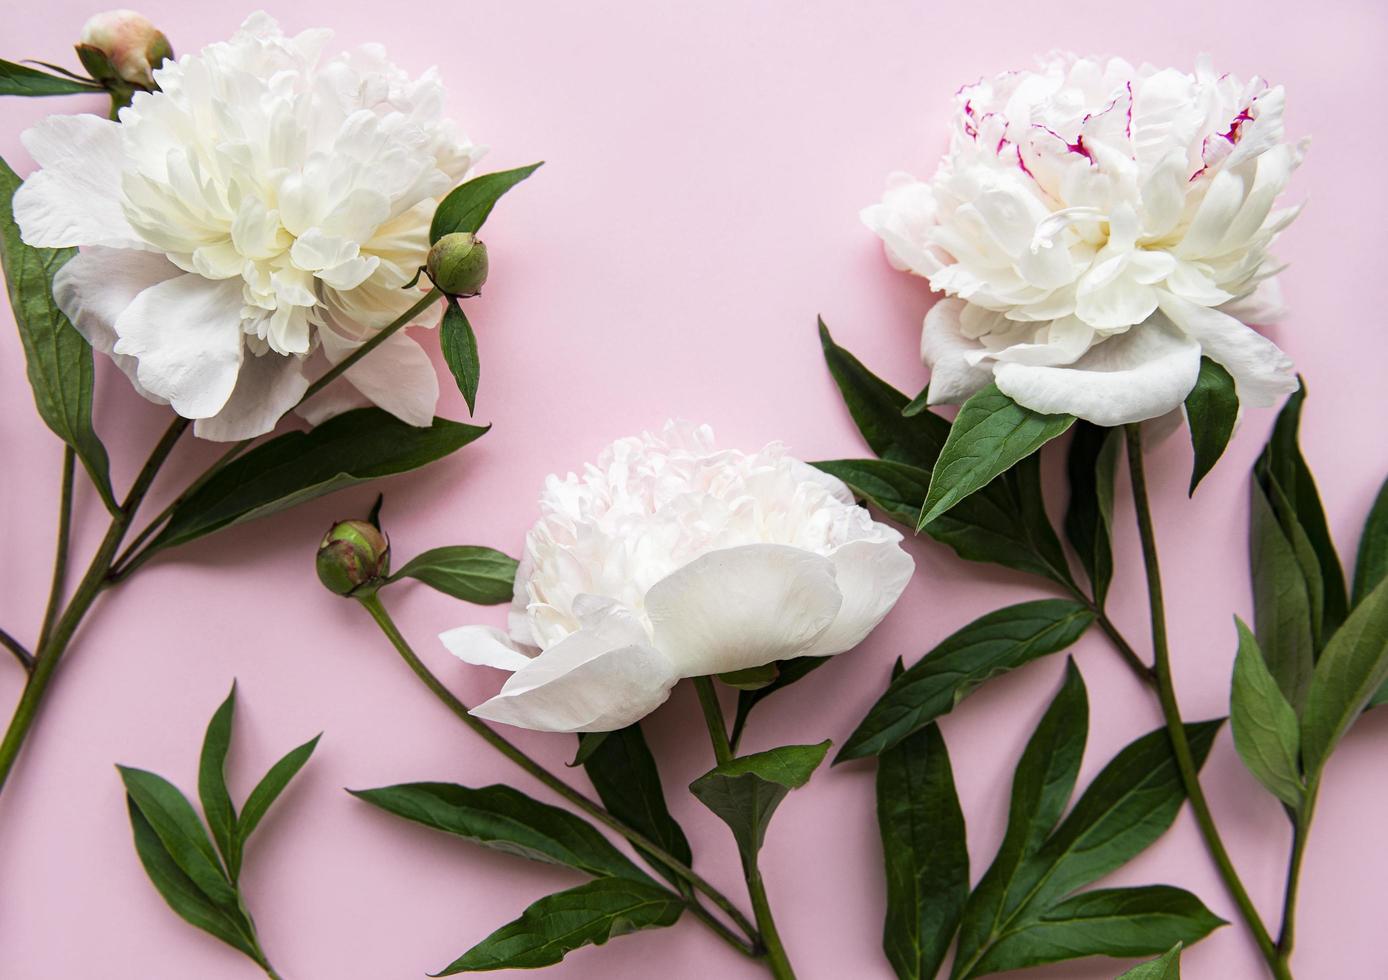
[426, 232, 489, 297]
[316, 520, 390, 596]
[77, 9, 172, 89]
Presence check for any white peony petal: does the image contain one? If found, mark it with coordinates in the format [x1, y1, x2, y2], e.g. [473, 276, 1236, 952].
[1156, 291, 1297, 408]
[646, 544, 842, 677]
[112, 274, 246, 418]
[14, 115, 147, 249]
[320, 326, 439, 427]
[993, 313, 1203, 426]
[922, 299, 996, 404]
[51, 246, 180, 404]
[1219, 277, 1286, 326]
[440, 625, 534, 672]
[861, 173, 944, 278]
[805, 537, 915, 657]
[192, 352, 310, 441]
[471, 615, 678, 733]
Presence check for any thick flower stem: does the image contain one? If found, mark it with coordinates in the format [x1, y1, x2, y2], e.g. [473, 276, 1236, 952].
[1276, 781, 1319, 974]
[692, 676, 798, 980]
[354, 594, 760, 957]
[1123, 424, 1286, 979]
[0, 417, 189, 797]
[38, 447, 76, 652]
[109, 289, 444, 583]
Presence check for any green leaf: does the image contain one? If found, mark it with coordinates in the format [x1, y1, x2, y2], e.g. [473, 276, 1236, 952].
[689, 741, 830, 859]
[429, 163, 543, 243]
[1184, 357, 1239, 495]
[1353, 475, 1388, 608]
[435, 876, 682, 974]
[1300, 578, 1388, 775]
[389, 546, 517, 604]
[838, 600, 1094, 762]
[1116, 943, 1184, 980]
[877, 721, 968, 980]
[818, 318, 950, 467]
[717, 663, 781, 690]
[1250, 481, 1315, 711]
[954, 661, 1088, 973]
[919, 384, 1074, 529]
[730, 656, 829, 750]
[148, 408, 488, 554]
[349, 782, 649, 881]
[952, 715, 1222, 979]
[1229, 619, 1304, 808]
[118, 766, 237, 911]
[967, 886, 1221, 976]
[580, 724, 693, 894]
[440, 300, 480, 414]
[198, 684, 239, 880]
[236, 734, 320, 850]
[0, 156, 116, 511]
[1257, 384, 1349, 637]
[1064, 423, 1119, 607]
[125, 798, 266, 966]
[0, 58, 102, 96]
[570, 731, 611, 767]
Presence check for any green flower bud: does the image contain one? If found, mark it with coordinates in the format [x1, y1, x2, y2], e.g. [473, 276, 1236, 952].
[315, 520, 390, 596]
[78, 10, 173, 89]
[426, 232, 489, 297]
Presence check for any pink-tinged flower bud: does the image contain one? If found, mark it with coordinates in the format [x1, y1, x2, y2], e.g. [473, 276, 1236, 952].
[316, 520, 391, 596]
[77, 9, 172, 89]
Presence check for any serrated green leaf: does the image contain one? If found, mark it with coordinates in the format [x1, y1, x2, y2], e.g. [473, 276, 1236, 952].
[118, 767, 237, 911]
[236, 734, 319, 850]
[954, 662, 1088, 973]
[919, 384, 1074, 529]
[878, 722, 967, 980]
[429, 163, 543, 243]
[350, 782, 649, 881]
[581, 724, 693, 894]
[1301, 579, 1388, 776]
[440, 300, 481, 413]
[0, 156, 116, 511]
[389, 546, 517, 604]
[0, 58, 102, 96]
[838, 601, 1094, 762]
[730, 656, 829, 750]
[125, 798, 266, 966]
[967, 886, 1221, 976]
[689, 741, 830, 859]
[148, 408, 488, 554]
[1064, 423, 1119, 607]
[1184, 357, 1239, 495]
[198, 684, 239, 880]
[818, 318, 950, 466]
[1116, 943, 1184, 980]
[1230, 619, 1304, 808]
[1250, 480, 1315, 711]
[436, 877, 681, 974]
[1353, 475, 1388, 609]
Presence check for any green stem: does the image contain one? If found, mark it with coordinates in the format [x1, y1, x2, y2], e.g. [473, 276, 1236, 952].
[355, 593, 759, 957]
[0, 417, 189, 796]
[1276, 781, 1319, 973]
[1065, 583, 1156, 686]
[692, 676, 797, 980]
[109, 289, 443, 582]
[1124, 424, 1285, 979]
[37, 447, 76, 652]
[0, 629, 32, 671]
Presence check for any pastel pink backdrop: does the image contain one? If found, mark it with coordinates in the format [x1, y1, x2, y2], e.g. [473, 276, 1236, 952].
[2, 2, 1386, 978]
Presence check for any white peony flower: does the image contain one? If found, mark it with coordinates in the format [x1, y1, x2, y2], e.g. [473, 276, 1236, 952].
[441, 422, 915, 733]
[15, 13, 482, 440]
[863, 54, 1304, 426]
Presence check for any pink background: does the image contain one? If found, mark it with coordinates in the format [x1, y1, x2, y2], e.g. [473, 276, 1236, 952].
[2, 2, 1387, 978]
